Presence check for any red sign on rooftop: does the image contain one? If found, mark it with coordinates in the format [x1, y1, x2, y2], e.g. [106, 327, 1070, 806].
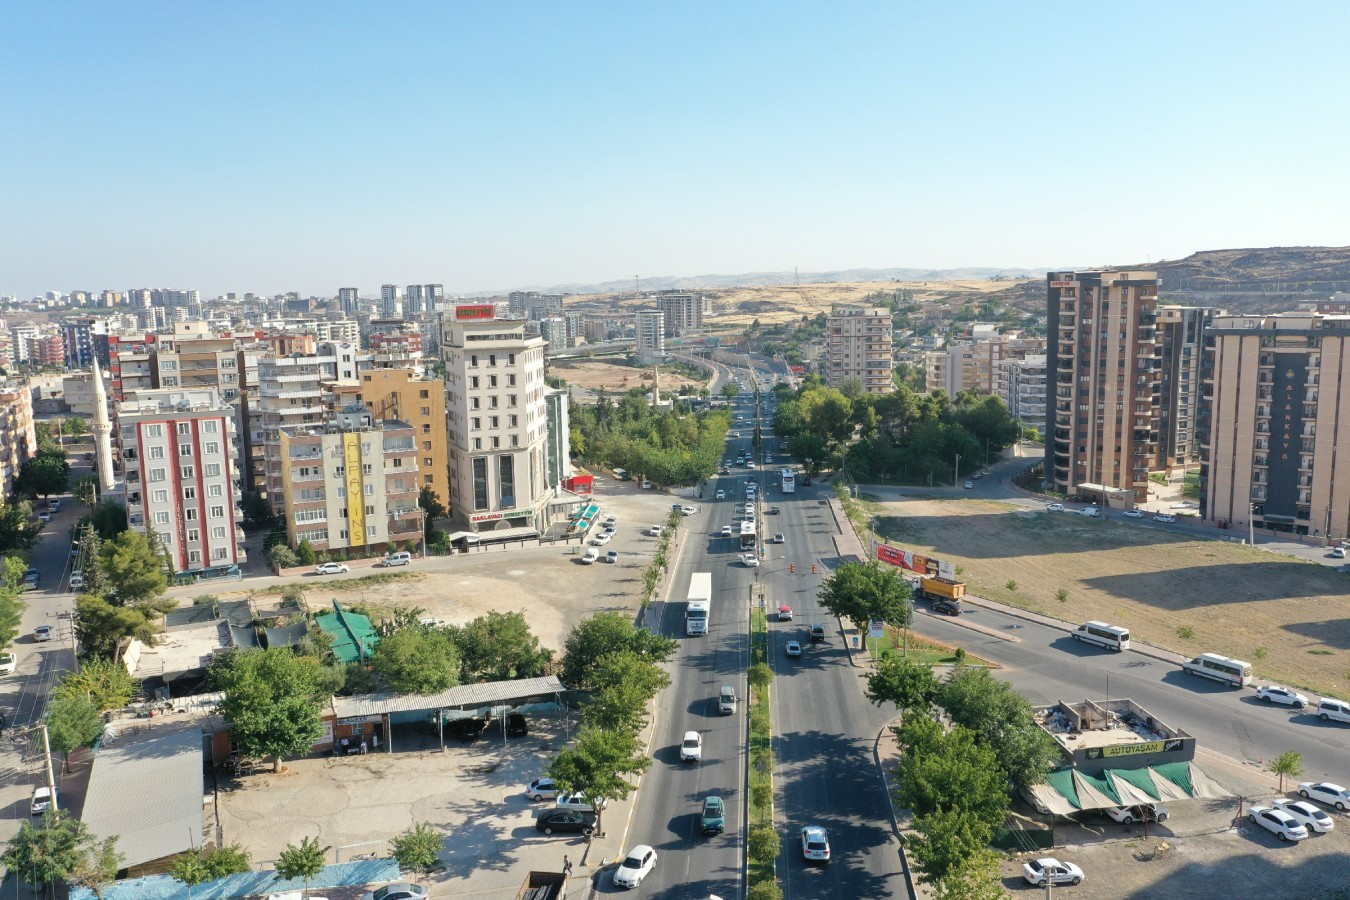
[455, 304, 496, 321]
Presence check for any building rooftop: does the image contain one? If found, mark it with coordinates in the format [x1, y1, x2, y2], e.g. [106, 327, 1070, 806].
[1035, 698, 1189, 754]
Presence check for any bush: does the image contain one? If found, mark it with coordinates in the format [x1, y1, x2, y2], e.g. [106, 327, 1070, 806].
[748, 882, 783, 900]
[1177, 625, 1195, 640]
[1055, 588, 1068, 603]
[268, 544, 299, 570]
[747, 825, 781, 866]
[295, 540, 317, 566]
[1005, 580, 1017, 592]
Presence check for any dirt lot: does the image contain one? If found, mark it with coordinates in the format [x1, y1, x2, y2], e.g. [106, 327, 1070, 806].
[870, 497, 1350, 699]
[548, 359, 706, 396]
[708, 279, 1021, 327]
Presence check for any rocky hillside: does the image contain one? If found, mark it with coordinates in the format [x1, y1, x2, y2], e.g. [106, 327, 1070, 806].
[1146, 246, 1350, 292]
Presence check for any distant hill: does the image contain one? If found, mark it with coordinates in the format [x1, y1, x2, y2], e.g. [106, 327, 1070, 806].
[494, 266, 1045, 296]
[1141, 245, 1350, 293]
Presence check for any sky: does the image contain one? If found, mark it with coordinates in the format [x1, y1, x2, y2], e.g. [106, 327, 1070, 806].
[4, 1, 1349, 299]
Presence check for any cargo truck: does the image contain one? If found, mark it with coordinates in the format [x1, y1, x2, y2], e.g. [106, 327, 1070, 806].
[514, 870, 567, 900]
[917, 576, 965, 615]
[685, 572, 713, 635]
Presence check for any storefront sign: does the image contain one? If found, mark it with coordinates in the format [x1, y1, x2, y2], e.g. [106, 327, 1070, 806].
[455, 304, 497, 320]
[1086, 739, 1184, 759]
[470, 508, 531, 523]
[1049, 280, 1076, 288]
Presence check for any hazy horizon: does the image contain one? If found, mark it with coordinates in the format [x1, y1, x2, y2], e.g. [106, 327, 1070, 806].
[5, 2, 1349, 299]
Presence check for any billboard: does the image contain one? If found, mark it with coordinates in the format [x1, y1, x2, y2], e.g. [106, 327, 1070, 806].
[876, 545, 934, 576]
[455, 304, 497, 321]
[1265, 353, 1307, 520]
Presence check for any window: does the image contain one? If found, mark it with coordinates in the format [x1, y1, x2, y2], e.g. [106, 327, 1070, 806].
[184, 486, 196, 500]
[471, 397, 480, 410]
[149, 445, 165, 459]
[508, 394, 517, 407]
[489, 354, 497, 366]
[472, 417, 481, 429]
[362, 464, 372, 475]
[425, 457, 433, 466]
[212, 526, 227, 540]
[508, 374, 516, 386]
[202, 420, 218, 433]
[499, 454, 515, 508]
[364, 484, 374, 495]
[180, 444, 193, 457]
[469, 375, 479, 389]
[177, 422, 191, 436]
[422, 440, 432, 450]
[419, 389, 429, 399]
[208, 483, 223, 497]
[205, 441, 219, 455]
[490, 396, 499, 408]
[490, 416, 499, 428]
[508, 353, 515, 365]
[472, 457, 489, 510]
[473, 437, 482, 450]
[213, 547, 229, 560]
[210, 505, 225, 518]
[366, 505, 375, 515]
[181, 465, 195, 479]
[471, 355, 478, 367]
[187, 529, 200, 542]
[491, 436, 500, 449]
[152, 489, 168, 503]
[189, 550, 201, 564]
[154, 511, 170, 525]
[150, 468, 166, 482]
[367, 525, 377, 538]
[185, 509, 198, 521]
[205, 463, 221, 477]
[489, 375, 498, 388]
[420, 406, 431, 415]
[146, 424, 163, 438]
[509, 415, 518, 427]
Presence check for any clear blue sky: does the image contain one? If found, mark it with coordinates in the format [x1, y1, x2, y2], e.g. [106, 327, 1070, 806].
[4, 1, 1348, 298]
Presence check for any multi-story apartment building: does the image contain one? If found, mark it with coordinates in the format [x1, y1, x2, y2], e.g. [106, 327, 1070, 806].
[367, 321, 423, 372]
[338, 287, 361, 316]
[62, 317, 107, 369]
[10, 324, 40, 364]
[1199, 311, 1350, 542]
[62, 372, 98, 417]
[357, 367, 450, 506]
[402, 284, 443, 318]
[441, 306, 556, 534]
[30, 334, 65, 368]
[278, 404, 422, 555]
[656, 291, 704, 337]
[380, 284, 401, 320]
[0, 380, 37, 496]
[1045, 270, 1161, 503]
[116, 388, 246, 575]
[826, 307, 893, 395]
[1156, 306, 1221, 469]
[635, 310, 665, 364]
[539, 317, 569, 354]
[1001, 354, 1047, 426]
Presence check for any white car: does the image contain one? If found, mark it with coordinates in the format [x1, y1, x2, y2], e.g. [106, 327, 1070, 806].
[773, 533, 785, 544]
[800, 825, 830, 864]
[68, 572, 84, 591]
[612, 844, 657, 889]
[1105, 804, 1168, 824]
[1298, 782, 1350, 811]
[1331, 547, 1346, 558]
[0, 652, 16, 674]
[30, 786, 55, 815]
[37, 512, 51, 523]
[646, 526, 662, 537]
[679, 731, 703, 762]
[1153, 514, 1176, 523]
[1122, 509, 1144, 518]
[715, 490, 725, 500]
[590, 532, 613, 546]
[1255, 684, 1310, 708]
[1046, 503, 1065, 512]
[680, 505, 698, 515]
[1022, 857, 1084, 886]
[314, 562, 349, 575]
[1272, 799, 1335, 833]
[271, 892, 332, 900]
[555, 792, 607, 812]
[962, 481, 974, 489]
[1247, 805, 1309, 841]
[721, 525, 733, 536]
[741, 555, 760, 568]
[605, 550, 619, 564]
[524, 777, 558, 801]
[581, 548, 599, 564]
[743, 503, 754, 514]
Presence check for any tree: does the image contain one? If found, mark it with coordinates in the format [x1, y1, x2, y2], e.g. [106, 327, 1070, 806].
[748, 662, 773, 693]
[721, 383, 740, 401]
[417, 487, 446, 540]
[816, 561, 912, 650]
[912, 822, 1005, 895]
[100, 530, 168, 605]
[580, 651, 672, 734]
[1268, 750, 1304, 792]
[560, 612, 677, 691]
[67, 835, 123, 899]
[74, 475, 99, 508]
[209, 649, 326, 771]
[240, 491, 274, 529]
[798, 387, 854, 445]
[172, 844, 253, 897]
[747, 882, 783, 900]
[63, 416, 90, 439]
[370, 626, 461, 694]
[275, 835, 328, 897]
[78, 529, 109, 598]
[0, 499, 43, 552]
[46, 695, 105, 771]
[448, 610, 552, 683]
[866, 655, 939, 714]
[896, 719, 1010, 827]
[0, 585, 28, 651]
[295, 539, 317, 566]
[89, 499, 128, 539]
[1, 810, 94, 890]
[389, 821, 443, 879]
[746, 824, 781, 866]
[14, 454, 71, 500]
[548, 727, 651, 834]
[74, 595, 158, 660]
[937, 666, 1059, 794]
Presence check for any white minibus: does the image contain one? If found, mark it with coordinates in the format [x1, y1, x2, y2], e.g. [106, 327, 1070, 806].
[1182, 652, 1253, 687]
[1072, 621, 1130, 651]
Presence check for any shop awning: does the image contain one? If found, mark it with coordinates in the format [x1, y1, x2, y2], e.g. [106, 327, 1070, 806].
[1029, 763, 1233, 815]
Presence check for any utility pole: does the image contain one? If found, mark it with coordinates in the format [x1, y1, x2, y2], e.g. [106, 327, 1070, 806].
[40, 724, 57, 809]
[1249, 503, 1256, 548]
[634, 275, 640, 296]
[954, 454, 961, 487]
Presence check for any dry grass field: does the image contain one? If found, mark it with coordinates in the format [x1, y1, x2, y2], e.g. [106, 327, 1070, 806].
[548, 359, 706, 393]
[871, 496, 1350, 698]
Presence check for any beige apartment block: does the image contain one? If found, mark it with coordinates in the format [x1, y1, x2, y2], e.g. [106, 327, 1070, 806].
[1201, 312, 1350, 542]
[0, 380, 37, 496]
[826, 307, 893, 395]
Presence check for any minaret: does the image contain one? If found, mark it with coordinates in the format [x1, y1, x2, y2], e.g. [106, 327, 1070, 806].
[91, 357, 116, 493]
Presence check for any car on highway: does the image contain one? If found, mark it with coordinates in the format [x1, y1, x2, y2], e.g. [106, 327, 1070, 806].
[0, 652, 15, 675]
[590, 532, 612, 546]
[581, 548, 599, 564]
[730, 431, 740, 438]
[1272, 799, 1335, 833]
[1247, 805, 1309, 841]
[1022, 857, 1084, 886]
[555, 792, 608, 812]
[773, 532, 785, 543]
[524, 777, 558, 801]
[743, 502, 754, 514]
[778, 605, 793, 621]
[37, 512, 51, 523]
[1298, 782, 1350, 810]
[721, 525, 733, 536]
[360, 883, 428, 900]
[800, 825, 830, 864]
[741, 554, 760, 568]
[1105, 803, 1169, 824]
[1122, 509, 1144, 518]
[535, 809, 596, 835]
[1046, 503, 1065, 512]
[715, 490, 725, 499]
[613, 844, 657, 889]
[700, 795, 725, 834]
[1255, 684, 1310, 708]
[605, 550, 619, 564]
[1153, 513, 1176, 523]
[34, 626, 53, 642]
[962, 480, 974, 489]
[680, 505, 698, 515]
[809, 623, 826, 642]
[785, 640, 802, 658]
[679, 731, 703, 762]
[314, 562, 349, 575]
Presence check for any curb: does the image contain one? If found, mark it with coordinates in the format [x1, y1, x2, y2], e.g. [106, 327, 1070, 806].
[957, 594, 1187, 667]
[873, 720, 920, 900]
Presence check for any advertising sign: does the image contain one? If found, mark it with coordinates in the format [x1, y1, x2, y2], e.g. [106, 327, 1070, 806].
[869, 620, 886, 638]
[1049, 280, 1076, 288]
[1264, 354, 1307, 520]
[455, 304, 497, 321]
[1085, 738, 1184, 759]
[937, 559, 955, 580]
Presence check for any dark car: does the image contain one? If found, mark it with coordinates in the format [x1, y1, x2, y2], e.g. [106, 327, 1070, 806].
[444, 717, 486, 741]
[506, 712, 528, 737]
[931, 598, 962, 616]
[535, 809, 597, 835]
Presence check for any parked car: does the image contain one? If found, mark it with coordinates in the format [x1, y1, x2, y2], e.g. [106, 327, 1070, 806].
[613, 845, 657, 889]
[535, 809, 596, 835]
[581, 547, 600, 564]
[379, 552, 412, 567]
[800, 825, 830, 864]
[1122, 509, 1144, 518]
[1331, 546, 1346, 558]
[524, 777, 558, 801]
[679, 731, 703, 762]
[640, 480, 652, 489]
[444, 717, 486, 741]
[700, 795, 725, 835]
[785, 640, 802, 658]
[0, 652, 16, 675]
[603, 516, 617, 528]
[1247, 805, 1309, 841]
[314, 562, 349, 575]
[590, 532, 612, 546]
[1022, 857, 1084, 886]
[1272, 799, 1335, 833]
[1152, 514, 1176, 523]
[36, 512, 51, 523]
[1255, 684, 1309, 708]
[715, 490, 725, 499]
[1046, 503, 1065, 512]
[1105, 804, 1169, 824]
[777, 605, 793, 621]
[605, 550, 619, 564]
[1079, 506, 1101, 518]
[505, 712, 528, 737]
[68, 572, 84, 591]
[360, 884, 428, 900]
[1298, 782, 1350, 810]
[34, 626, 52, 642]
[555, 792, 608, 812]
[30, 786, 55, 815]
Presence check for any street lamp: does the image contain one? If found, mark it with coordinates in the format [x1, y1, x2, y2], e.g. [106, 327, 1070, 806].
[954, 454, 961, 487]
[1249, 502, 1257, 548]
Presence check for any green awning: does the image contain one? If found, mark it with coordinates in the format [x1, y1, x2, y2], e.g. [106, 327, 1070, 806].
[315, 600, 380, 664]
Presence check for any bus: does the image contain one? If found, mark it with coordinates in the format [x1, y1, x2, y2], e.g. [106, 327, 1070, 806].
[739, 520, 758, 551]
[1182, 652, 1253, 687]
[781, 468, 796, 493]
[1071, 621, 1131, 652]
[685, 573, 713, 636]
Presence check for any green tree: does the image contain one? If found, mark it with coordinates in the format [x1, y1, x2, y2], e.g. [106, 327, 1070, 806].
[448, 610, 552, 683]
[370, 626, 461, 693]
[721, 383, 740, 401]
[548, 727, 651, 835]
[580, 651, 672, 734]
[0, 587, 28, 651]
[295, 539, 317, 566]
[74, 595, 158, 660]
[55, 658, 136, 710]
[1, 810, 94, 891]
[798, 387, 854, 445]
[100, 530, 168, 605]
[0, 499, 43, 552]
[816, 561, 912, 650]
[274, 835, 328, 897]
[0, 554, 26, 591]
[747, 882, 784, 900]
[937, 666, 1060, 794]
[74, 475, 99, 508]
[866, 654, 939, 715]
[746, 824, 781, 866]
[67, 835, 123, 900]
[1268, 750, 1304, 792]
[560, 612, 678, 691]
[46, 695, 105, 772]
[389, 821, 443, 879]
[171, 843, 253, 897]
[89, 499, 128, 539]
[239, 491, 274, 529]
[748, 662, 773, 693]
[77, 529, 109, 598]
[209, 648, 326, 771]
[14, 454, 71, 500]
[63, 417, 90, 439]
[912, 818, 1005, 893]
[417, 486, 447, 540]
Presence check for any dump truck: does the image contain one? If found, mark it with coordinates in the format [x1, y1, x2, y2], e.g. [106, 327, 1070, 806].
[515, 870, 567, 900]
[918, 576, 965, 615]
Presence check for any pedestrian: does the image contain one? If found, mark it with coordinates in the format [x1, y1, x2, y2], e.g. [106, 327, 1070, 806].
[359, 739, 368, 755]
[563, 855, 573, 877]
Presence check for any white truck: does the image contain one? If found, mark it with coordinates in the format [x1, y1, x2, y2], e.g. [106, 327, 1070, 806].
[685, 572, 713, 636]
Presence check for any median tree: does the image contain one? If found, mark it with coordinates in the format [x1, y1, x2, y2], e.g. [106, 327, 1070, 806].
[209, 648, 327, 771]
[816, 560, 913, 650]
[560, 611, 677, 691]
[548, 727, 651, 836]
[866, 654, 939, 716]
[370, 625, 461, 694]
[937, 666, 1059, 794]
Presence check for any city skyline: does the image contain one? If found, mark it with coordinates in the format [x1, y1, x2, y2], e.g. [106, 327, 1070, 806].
[4, 2, 1350, 298]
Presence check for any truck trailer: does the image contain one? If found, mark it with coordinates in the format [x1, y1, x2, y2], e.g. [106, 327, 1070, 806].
[917, 576, 965, 615]
[685, 572, 713, 635]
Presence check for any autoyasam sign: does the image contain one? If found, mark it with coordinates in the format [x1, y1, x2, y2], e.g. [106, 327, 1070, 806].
[1085, 739, 1184, 759]
[455, 304, 496, 320]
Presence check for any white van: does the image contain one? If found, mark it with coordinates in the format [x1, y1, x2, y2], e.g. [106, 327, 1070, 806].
[1182, 652, 1253, 686]
[1072, 621, 1130, 651]
[380, 551, 412, 567]
[1316, 698, 1350, 724]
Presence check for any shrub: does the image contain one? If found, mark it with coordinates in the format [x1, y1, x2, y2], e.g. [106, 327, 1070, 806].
[1005, 580, 1017, 592]
[748, 882, 783, 900]
[1177, 625, 1195, 640]
[268, 544, 299, 570]
[747, 825, 781, 866]
[1055, 588, 1068, 603]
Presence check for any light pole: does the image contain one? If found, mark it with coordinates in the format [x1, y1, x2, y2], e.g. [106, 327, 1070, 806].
[1249, 503, 1257, 548]
[953, 454, 961, 487]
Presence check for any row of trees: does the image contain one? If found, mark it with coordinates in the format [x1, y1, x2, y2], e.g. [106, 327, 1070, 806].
[569, 387, 731, 486]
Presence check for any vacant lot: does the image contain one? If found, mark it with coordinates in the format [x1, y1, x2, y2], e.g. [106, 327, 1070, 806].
[710, 279, 1023, 328]
[871, 497, 1350, 698]
[549, 359, 706, 395]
